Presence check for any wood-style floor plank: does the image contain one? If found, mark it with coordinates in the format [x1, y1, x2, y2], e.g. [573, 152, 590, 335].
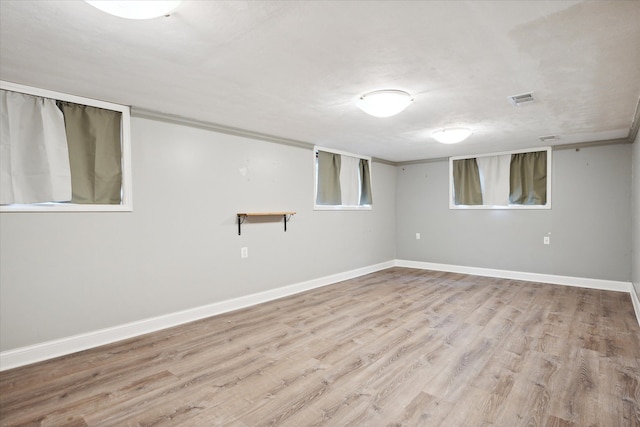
[1, 267, 639, 426]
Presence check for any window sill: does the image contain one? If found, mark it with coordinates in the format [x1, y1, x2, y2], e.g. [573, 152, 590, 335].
[1, 203, 133, 213]
[314, 205, 372, 211]
[449, 204, 550, 210]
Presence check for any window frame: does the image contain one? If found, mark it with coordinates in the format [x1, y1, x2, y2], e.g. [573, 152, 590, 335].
[0, 81, 132, 212]
[449, 146, 552, 210]
[313, 146, 372, 211]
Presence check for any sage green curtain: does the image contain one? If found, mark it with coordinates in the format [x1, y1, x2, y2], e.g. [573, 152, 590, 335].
[59, 102, 122, 204]
[453, 158, 483, 205]
[509, 151, 547, 205]
[316, 150, 341, 205]
[359, 158, 372, 205]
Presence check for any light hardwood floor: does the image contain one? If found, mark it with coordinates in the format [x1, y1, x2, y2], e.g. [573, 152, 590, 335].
[1, 268, 639, 426]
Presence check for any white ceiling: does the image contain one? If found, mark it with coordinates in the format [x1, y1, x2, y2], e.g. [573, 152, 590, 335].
[1, 1, 639, 162]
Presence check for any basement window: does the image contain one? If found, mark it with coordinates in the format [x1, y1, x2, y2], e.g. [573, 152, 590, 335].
[449, 147, 551, 209]
[314, 146, 372, 210]
[0, 81, 132, 212]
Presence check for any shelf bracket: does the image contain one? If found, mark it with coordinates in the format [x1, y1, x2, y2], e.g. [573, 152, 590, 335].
[237, 214, 246, 235]
[236, 212, 295, 236]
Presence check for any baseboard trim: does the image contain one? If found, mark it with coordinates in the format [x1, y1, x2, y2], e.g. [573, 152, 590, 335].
[631, 285, 640, 327]
[395, 259, 640, 326]
[3, 260, 636, 371]
[0, 261, 394, 371]
[395, 259, 631, 291]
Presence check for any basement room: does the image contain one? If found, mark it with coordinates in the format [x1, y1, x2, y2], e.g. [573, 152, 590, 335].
[1, 1, 639, 425]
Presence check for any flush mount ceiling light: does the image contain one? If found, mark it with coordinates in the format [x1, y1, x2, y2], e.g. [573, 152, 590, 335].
[432, 128, 473, 144]
[85, 1, 182, 20]
[357, 90, 413, 118]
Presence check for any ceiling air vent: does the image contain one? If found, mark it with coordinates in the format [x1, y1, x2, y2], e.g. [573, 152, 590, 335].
[539, 135, 557, 142]
[508, 92, 535, 106]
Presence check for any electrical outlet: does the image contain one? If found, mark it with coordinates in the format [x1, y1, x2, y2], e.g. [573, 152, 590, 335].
[241, 247, 249, 258]
[416, 233, 421, 240]
[543, 236, 550, 245]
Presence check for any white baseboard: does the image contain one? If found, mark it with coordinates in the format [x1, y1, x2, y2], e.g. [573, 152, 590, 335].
[395, 259, 640, 326]
[631, 285, 640, 327]
[3, 260, 637, 371]
[0, 261, 394, 371]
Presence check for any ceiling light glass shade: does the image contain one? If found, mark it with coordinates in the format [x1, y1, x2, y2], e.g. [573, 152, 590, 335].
[85, 1, 182, 20]
[432, 128, 473, 144]
[357, 90, 413, 118]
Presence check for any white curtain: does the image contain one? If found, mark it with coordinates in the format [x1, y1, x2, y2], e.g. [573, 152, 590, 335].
[1, 90, 71, 204]
[339, 154, 360, 206]
[475, 154, 511, 206]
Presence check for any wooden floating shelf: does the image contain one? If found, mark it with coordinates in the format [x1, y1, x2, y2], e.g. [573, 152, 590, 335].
[237, 212, 296, 217]
[237, 212, 296, 235]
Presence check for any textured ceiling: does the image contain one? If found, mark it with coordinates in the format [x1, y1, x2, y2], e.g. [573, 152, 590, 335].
[1, 1, 639, 162]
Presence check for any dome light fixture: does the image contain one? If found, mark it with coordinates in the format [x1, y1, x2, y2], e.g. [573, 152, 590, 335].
[432, 128, 473, 144]
[357, 90, 413, 118]
[85, 1, 182, 20]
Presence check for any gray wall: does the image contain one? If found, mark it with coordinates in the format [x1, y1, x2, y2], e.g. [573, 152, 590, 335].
[396, 144, 632, 282]
[1, 117, 635, 354]
[0, 117, 397, 352]
[632, 132, 640, 298]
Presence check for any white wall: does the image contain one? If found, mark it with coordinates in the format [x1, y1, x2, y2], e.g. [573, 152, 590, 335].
[0, 117, 397, 352]
[396, 144, 632, 282]
[632, 131, 640, 298]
